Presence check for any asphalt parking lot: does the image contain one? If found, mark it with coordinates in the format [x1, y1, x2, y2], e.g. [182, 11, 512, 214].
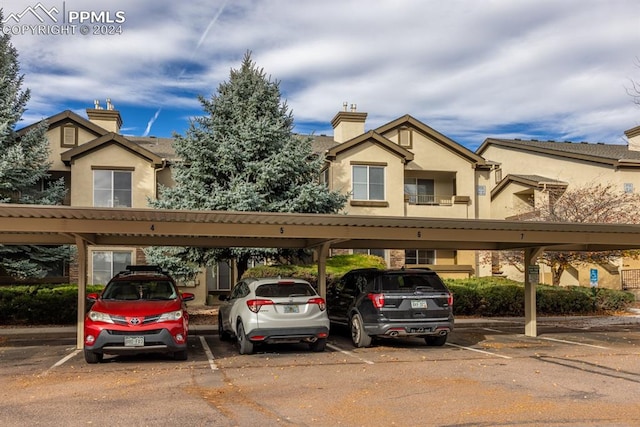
[1, 316, 640, 427]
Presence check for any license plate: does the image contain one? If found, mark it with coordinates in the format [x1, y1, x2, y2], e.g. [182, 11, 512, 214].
[411, 300, 427, 309]
[283, 304, 299, 313]
[409, 327, 431, 333]
[124, 336, 144, 347]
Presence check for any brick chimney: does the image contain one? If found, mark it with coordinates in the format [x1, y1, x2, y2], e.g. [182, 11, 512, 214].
[86, 98, 122, 133]
[331, 102, 367, 143]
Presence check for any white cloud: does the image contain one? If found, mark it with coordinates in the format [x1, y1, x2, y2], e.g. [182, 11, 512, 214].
[3, 0, 640, 147]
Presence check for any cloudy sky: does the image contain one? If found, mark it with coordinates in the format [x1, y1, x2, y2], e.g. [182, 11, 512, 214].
[2, 0, 640, 149]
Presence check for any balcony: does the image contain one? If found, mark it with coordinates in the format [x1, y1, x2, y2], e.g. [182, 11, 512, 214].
[405, 194, 454, 206]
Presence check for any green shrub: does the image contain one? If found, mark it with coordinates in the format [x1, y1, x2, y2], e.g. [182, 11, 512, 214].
[0, 284, 104, 325]
[243, 254, 387, 286]
[446, 284, 481, 316]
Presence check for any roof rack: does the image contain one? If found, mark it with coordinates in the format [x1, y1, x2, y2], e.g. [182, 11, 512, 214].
[112, 265, 169, 278]
[125, 265, 163, 273]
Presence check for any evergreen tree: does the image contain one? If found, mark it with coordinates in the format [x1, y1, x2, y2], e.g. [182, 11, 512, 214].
[0, 11, 68, 279]
[148, 52, 347, 278]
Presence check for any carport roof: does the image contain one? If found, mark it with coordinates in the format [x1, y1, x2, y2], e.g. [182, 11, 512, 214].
[1, 204, 640, 252]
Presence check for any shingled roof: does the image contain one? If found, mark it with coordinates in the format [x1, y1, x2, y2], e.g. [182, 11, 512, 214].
[477, 138, 640, 166]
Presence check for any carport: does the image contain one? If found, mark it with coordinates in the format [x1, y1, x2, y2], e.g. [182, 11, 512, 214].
[2, 203, 640, 348]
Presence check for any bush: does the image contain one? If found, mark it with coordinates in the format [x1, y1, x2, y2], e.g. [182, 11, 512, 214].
[444, 277, 635, 317]
[0, 274, 635, 325]
[0, 284, 104, 325]
[243, 254, 387, 287]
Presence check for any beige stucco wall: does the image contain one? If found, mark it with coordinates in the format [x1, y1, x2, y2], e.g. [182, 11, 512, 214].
[330, 129, 479, 220]
[331, 143, 407, 216]
[47, 126, 101, 171]
[69, 144, 156, 207]
[482, 145, 640, 196]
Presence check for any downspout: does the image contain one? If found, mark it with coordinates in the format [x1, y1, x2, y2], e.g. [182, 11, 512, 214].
[154, 158, 167, 200]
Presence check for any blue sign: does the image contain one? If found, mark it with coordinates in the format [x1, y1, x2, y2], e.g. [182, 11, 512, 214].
[590, 269, 598, 287]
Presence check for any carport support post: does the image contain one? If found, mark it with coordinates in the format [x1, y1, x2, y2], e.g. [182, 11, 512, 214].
[315, 242, 331, 298]
[75, 236, 88, 350]
[524, 247, 544, 337]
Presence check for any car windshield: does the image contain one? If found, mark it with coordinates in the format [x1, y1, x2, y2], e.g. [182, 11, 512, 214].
[379, 274, 447, 292]
[102, 280, 177, 301]
[255, 283, 315, 298]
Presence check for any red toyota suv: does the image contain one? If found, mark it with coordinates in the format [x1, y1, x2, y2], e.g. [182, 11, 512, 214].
[83, 265, 194, 363]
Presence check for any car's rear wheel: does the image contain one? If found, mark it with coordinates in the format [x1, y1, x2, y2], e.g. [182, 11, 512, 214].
[309, 337, 327, 352]
[218, 313, 231, 341]
[425, 334, 448, 346]
[173, 349, 188, 360]
[237, 321, 254, 355]
[84, 349, 103, 364]
[350, 313, 372, 348]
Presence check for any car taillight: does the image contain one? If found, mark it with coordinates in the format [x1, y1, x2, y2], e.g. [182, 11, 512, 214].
[367, 293, 385, 309]
[307, 297, 326, 311]
[448, 293, 454, 307]
[247, 299, 274, 313]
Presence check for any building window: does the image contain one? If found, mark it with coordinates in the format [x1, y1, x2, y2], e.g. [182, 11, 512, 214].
[405, 249, 435, 265]
[404, 178, 435, 204]
[624, 183, 634, 194]
[495, 167, 502, 183]
[477, 185, 486, 196]
[352, 165, 385, 200]
[92, 250, 132, 284]
[321, 168, 329, 187]
[93, 170, 132, 207]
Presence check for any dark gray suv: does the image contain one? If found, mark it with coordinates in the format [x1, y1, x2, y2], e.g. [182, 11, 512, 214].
[326, 268, 454, 347]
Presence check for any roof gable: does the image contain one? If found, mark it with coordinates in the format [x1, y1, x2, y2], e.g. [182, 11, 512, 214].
[478, 138, 640, 167]
[376, 115, 486, 166]
[491, 173, 567, 200]
[61, 133, 164, 166]
[325, 130, 414, 163]
[17, 110, 108, 138]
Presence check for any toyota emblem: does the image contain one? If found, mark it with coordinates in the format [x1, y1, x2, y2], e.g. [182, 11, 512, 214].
[130, 317, 141, 325]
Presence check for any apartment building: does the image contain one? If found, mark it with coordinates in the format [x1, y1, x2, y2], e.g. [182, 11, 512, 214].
[477, 133, 640, 288]
[318, 105, 492, 278]
[12, 100, 640, 295]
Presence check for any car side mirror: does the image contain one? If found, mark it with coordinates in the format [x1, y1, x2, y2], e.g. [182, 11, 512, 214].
[218, 294, 229, 302]
[181, 292, 195, 302]
[86, 293, 99, 302]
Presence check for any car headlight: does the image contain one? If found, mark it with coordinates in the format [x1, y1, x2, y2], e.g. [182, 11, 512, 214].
[88, 310, 114, 324]
[158, 310, 183, 321]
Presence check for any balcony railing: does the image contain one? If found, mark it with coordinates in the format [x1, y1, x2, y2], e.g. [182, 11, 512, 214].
[405, 194, 454, 206]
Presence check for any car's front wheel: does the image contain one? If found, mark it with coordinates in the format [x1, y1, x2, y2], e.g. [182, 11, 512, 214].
[84, 349, 103, 364]
[237, 321, 254, 355]
[350, 313, 372, 348]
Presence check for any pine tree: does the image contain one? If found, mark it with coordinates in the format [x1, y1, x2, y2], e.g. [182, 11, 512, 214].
[148, 52, 347, 278]
[0, 11, 68, 279]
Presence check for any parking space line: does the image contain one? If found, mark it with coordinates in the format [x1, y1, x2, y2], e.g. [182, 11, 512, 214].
[446, 342, 512, 359]
[43, 349, 81, 376]
[537, 336, 609, 349]
[199, 336, 218, 371]
[327, 343, 375, 365]
[482, 327, 506, 333]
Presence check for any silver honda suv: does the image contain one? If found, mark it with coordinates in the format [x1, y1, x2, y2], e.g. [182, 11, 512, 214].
[218, 277, 330, 354]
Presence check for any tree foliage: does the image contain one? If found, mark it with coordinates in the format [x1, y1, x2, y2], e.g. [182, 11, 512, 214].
[0, 11, 68, 279]
[493, 183, 640, 285]
[147, 52, 348, 279]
